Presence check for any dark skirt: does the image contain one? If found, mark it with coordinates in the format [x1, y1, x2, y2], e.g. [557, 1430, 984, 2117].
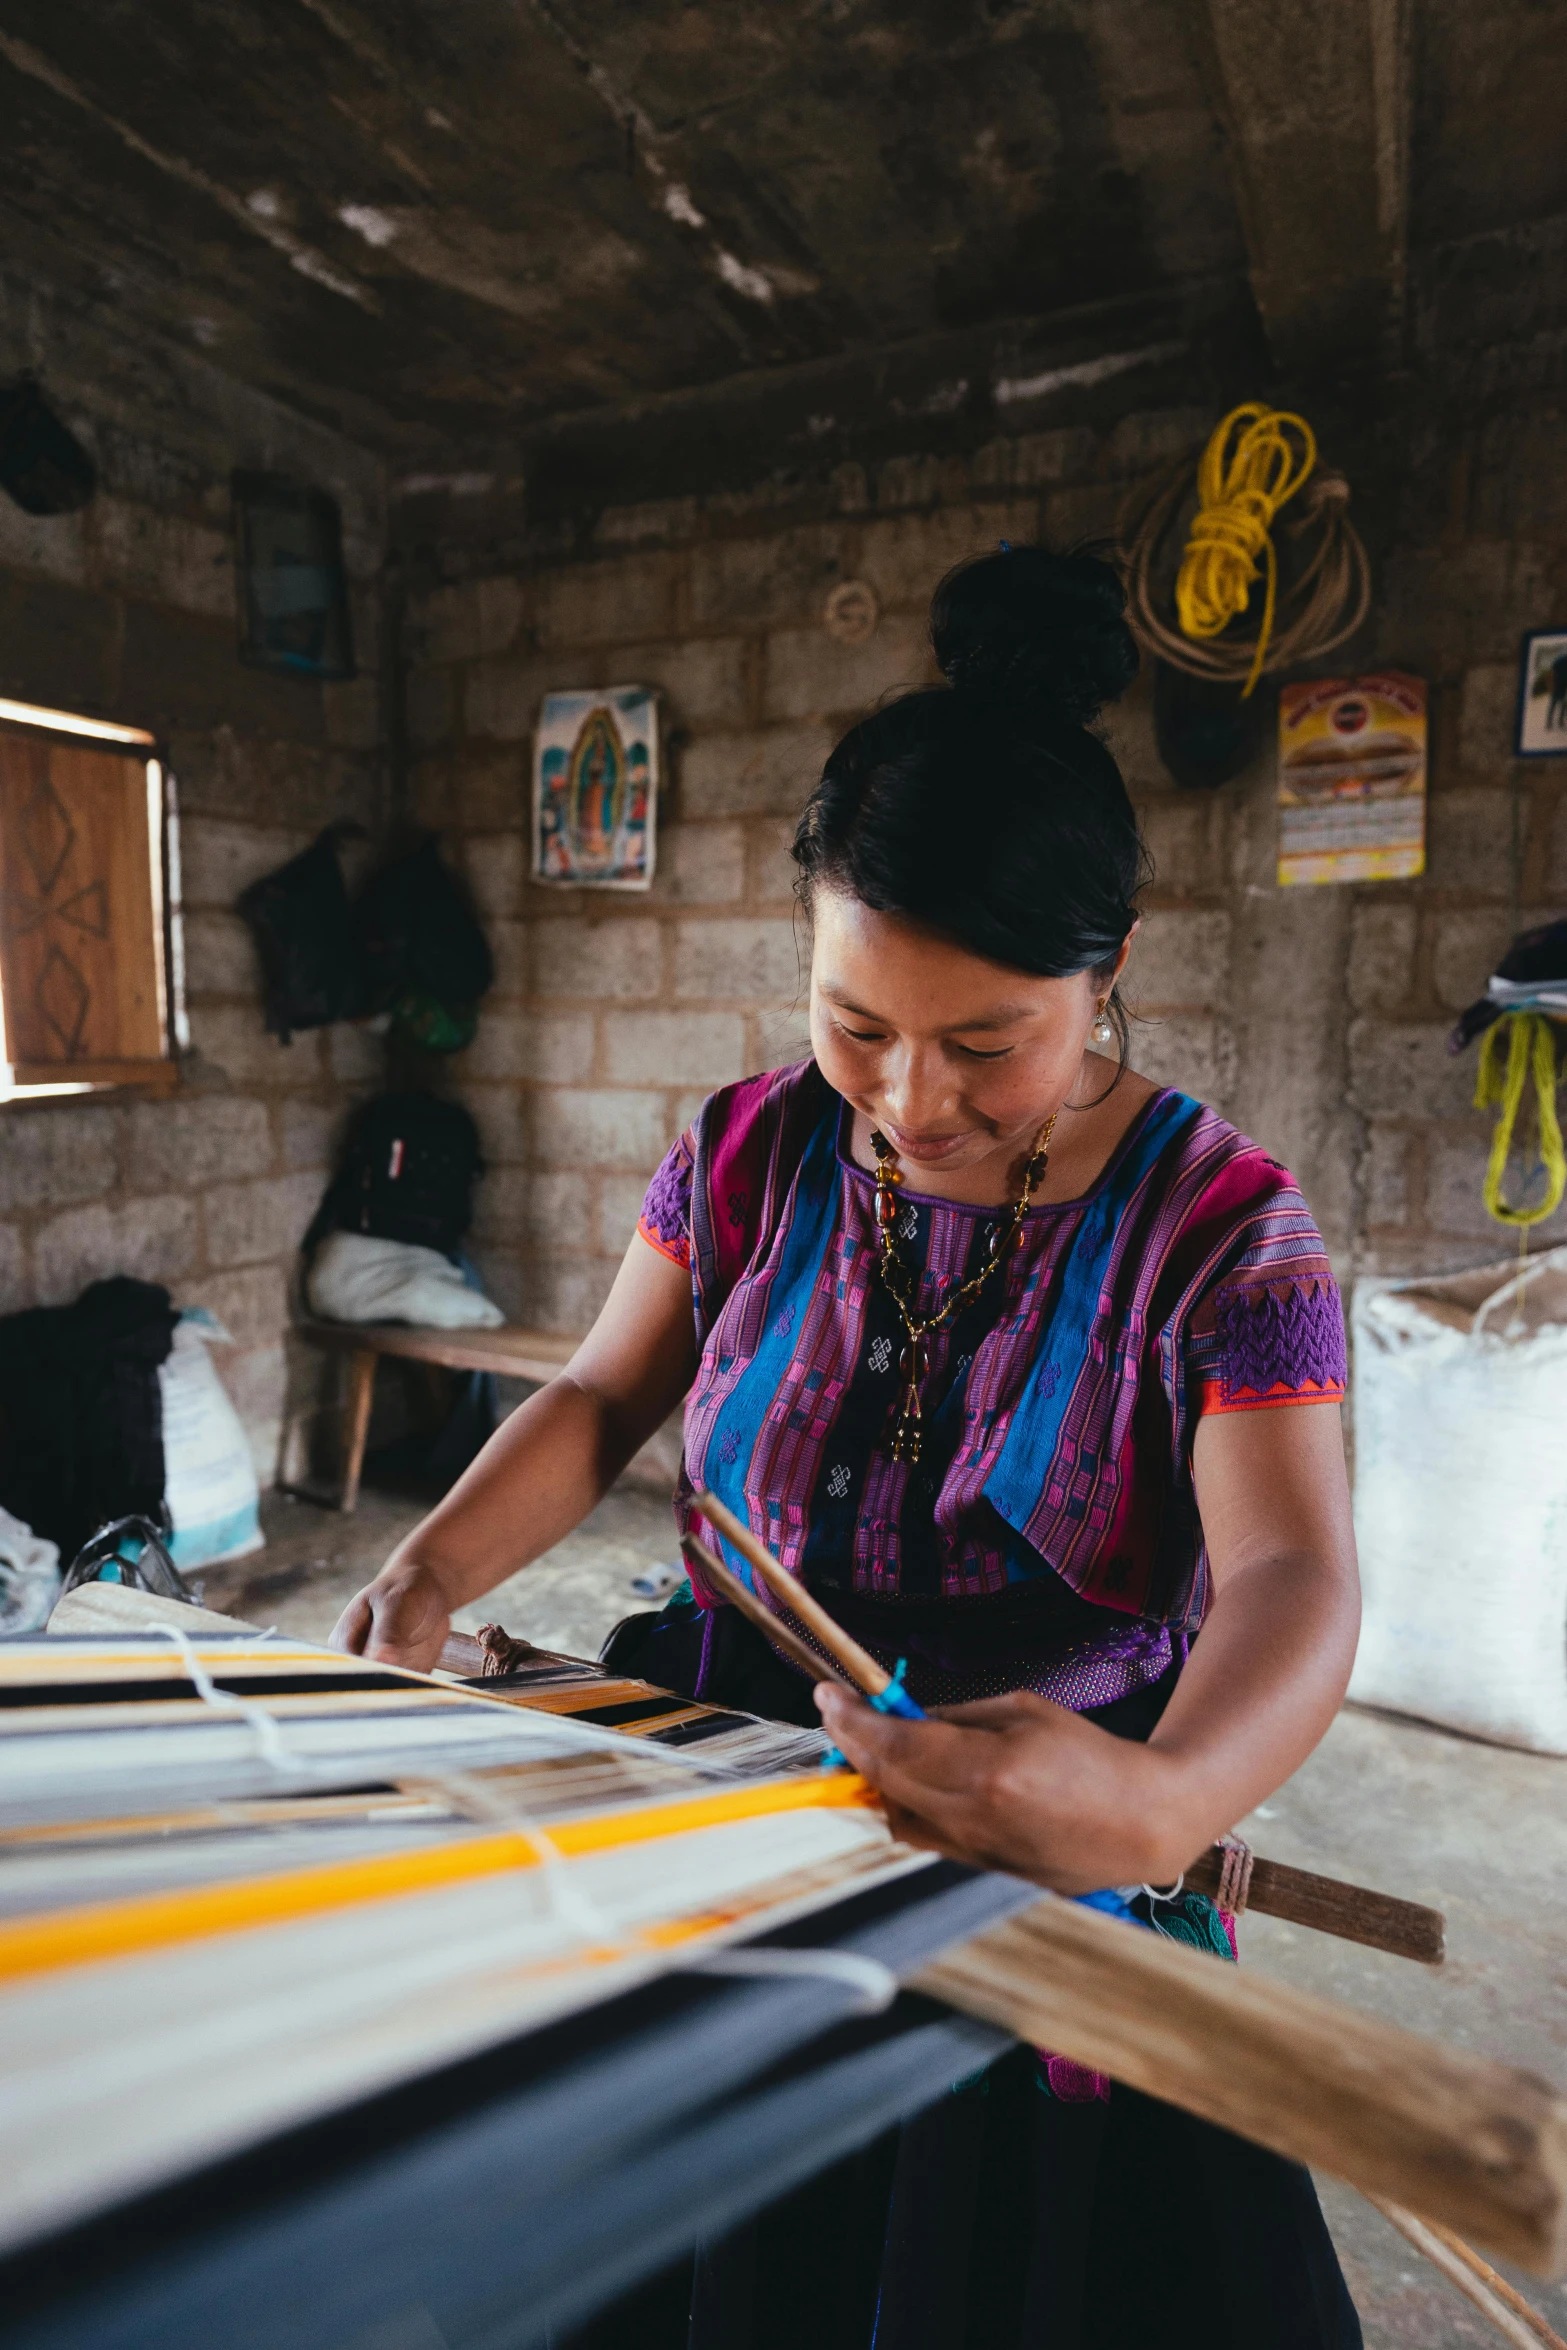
[567, 1601, 1363, 2350]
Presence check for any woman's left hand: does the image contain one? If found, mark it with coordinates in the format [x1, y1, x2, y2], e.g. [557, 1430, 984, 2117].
[816, 1683, 1193, 1894]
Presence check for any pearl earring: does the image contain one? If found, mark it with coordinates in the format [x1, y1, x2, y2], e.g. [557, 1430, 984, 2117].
[1091, 999, 1114, 1048]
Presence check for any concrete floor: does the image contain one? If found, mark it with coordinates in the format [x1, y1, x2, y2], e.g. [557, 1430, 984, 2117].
[207, 1480, 1567, 2349]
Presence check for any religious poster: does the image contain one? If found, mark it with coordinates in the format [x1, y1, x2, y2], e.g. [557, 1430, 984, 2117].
[1276, 673, 1427, 887]
[532, 687, 658, 889]
[1516, 628, 1567, 756]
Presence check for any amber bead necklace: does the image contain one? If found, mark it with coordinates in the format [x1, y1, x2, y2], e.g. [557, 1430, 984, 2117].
[869, 1106, 1060, 1465]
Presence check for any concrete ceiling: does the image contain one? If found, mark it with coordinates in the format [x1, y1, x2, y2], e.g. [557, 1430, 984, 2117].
[0, 0, 1561, 469]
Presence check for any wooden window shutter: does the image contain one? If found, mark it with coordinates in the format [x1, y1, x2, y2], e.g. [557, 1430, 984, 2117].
[0, 727, 174, 1091]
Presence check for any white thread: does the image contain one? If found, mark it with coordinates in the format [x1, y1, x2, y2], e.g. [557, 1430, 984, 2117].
[147, 1623, 298, 1775]
[685, 1945, 899, 2013]
[1139, 1871, 1186, 1906]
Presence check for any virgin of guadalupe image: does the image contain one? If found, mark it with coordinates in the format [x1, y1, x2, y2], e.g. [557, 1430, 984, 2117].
[569, 706, 626, 872]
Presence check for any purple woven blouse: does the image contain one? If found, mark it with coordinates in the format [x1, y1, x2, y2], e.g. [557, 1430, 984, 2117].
[639, 1060, 1345, 1711]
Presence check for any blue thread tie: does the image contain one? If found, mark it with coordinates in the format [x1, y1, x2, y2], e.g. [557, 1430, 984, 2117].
[821, 1658, 925, 1770]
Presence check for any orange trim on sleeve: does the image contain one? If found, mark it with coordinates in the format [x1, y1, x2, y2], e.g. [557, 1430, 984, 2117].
[1199, 1376, 1345, 1417]
[636, 1215, 692, 1269]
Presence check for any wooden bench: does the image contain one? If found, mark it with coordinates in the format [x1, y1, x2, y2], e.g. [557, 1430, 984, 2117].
[299, 1320, 580, 1510]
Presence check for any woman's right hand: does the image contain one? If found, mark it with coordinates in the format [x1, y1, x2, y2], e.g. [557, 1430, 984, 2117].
[330, 1560, 452, 1673]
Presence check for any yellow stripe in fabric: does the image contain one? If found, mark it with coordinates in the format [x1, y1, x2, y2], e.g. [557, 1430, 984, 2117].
[0, 1773, 877, 1985]
[1475, 1011, 1566, 1227]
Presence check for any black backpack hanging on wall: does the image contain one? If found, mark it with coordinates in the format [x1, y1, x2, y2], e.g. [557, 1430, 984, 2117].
[237, 823, 366, 1043]
[305, 1093, 484, 1261]
[356, 835, 494, 1053]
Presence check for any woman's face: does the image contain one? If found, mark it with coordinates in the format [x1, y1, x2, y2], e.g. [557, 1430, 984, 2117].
[808, 888, 1130, 1176]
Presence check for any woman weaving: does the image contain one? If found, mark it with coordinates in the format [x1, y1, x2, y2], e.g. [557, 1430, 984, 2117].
[335, 547, 1363, 2348]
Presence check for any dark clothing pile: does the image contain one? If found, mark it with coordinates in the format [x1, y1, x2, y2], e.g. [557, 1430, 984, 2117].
[0, 1277, 177, 1564]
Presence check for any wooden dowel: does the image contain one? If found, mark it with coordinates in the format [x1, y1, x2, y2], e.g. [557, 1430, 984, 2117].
[695, 1491, 893, 1698]
[1186, 1846, 1446, 1966]
[679, 1537, 855, 1691]
[1370, 2200, 1567, 2348]
[914, 1894, 1567, 2276]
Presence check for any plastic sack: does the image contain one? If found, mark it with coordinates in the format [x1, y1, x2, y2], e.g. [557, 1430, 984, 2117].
[306, 1231, 505, 1330]
[0, 1504, 60, 1632]
[1349, 1248, 1567, 1755]
[160, 1311, 264, 1570]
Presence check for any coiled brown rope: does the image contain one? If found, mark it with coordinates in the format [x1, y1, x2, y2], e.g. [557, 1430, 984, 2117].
[1120, 429, 1371, 690]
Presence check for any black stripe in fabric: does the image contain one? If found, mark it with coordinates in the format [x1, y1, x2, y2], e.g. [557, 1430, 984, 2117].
[647, 1712, 755, 1744]
[0, 1673, 414, 1709]
[567, 1697, 695, 1728]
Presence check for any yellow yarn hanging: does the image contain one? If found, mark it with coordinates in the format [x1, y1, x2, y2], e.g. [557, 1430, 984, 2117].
[1174, 403, 1318, 697]
[1474, 1012, 1566, 1227]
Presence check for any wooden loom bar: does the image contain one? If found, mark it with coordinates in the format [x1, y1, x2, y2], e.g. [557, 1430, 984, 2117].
[914, 1895, 1567, 2275]
[679, 1535, 857, 1690]
[696, 1490, 896, 1695]
[1371, 2202, 1567, 2350]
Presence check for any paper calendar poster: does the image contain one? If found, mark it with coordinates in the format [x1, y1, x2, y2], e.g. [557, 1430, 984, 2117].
[1277, 673, 1427, 887]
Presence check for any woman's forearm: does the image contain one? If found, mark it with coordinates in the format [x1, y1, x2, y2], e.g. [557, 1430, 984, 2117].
[379, 1372, 653, 1614]
[1143, 1547, 1360, 1874]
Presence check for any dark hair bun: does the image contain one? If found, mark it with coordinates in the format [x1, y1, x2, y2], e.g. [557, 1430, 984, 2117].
[931, 544, 1139, 726]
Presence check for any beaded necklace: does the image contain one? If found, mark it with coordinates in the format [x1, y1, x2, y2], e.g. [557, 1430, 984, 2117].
[869, 1109, 1059, 1465]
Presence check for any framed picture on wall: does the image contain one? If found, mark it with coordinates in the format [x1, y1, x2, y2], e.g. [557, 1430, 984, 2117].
[1516, 630, 1567, 756]
[532, 687, 659, 889]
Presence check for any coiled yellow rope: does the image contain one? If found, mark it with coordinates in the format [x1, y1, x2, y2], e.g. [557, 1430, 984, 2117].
[1174, 404, 1319, 697]
[1475, 1012, 1566, 1227]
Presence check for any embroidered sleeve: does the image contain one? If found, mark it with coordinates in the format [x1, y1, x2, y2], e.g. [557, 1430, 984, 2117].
[1184, 1168, 1347, 1415]
[637, 1130, 695, 1269]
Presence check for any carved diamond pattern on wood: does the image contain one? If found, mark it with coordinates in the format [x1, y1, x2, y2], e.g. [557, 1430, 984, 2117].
[0, 890, 48, 939]
[57, 881, 110, 939]
[20, 774, 76, 897]
[35, 942, 90, 1056]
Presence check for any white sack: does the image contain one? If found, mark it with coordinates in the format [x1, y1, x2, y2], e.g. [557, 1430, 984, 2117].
[0, 1505, 60, 1633]
[1349, 1248, 1567, 1755]
[306, 1230, 505, 1330]
[161, 1310, 264, 1571]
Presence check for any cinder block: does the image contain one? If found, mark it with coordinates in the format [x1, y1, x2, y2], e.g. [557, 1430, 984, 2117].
[1041, 480, 1125, 545]
[1364, 1124, 1411, 1226]
[322, 676, 381, 752]
[1105, 674, 1166, 796]
[1125, 910, 1230, 1010]
[462, 1083, 529, 1167]
[181, 1262, 291, 1349]
[602, 1011, 746, 1088]
[1127, 1014, 1235, 1107]
[0, 1101, 121, 1213]
[1346, 905, 1418, 1014]
[530, 1088, 669, 1172]
[203, 1171, 323, 1268]
[179, 818, 308, 909]
[616, 638, 749, 728]
[280, 1097, 344, 1172]
[0, 503, 87, 586]
[533, 918, 662, 1002]
[457, 1009, 595, 1084]
[406, 665, 455, 750]
[1458, 663, 1522, 774]
[327, 1022, 389, 1086]
[686, 525, 856, 632]
[1134, 795, 1225, 896]
[461, 832, 524, 922]
[125, 1094, 272, 1193]
[595, 495, 702, 550]
[747, 818, 801, 906]
[181, 910, 258, 998]
[220, 1343, 287, 1477]
[464, 657, 555, 744]
[1548, 797, 1567, 897]
[599, 1171, 655, 1251]
[1426, 1130, 1567, 1240]
[0, 1221, 27, 1314]
[95, 498, 232, 620]
[761, 613, 936, 723]
[1431, 910, 1512, 1011]
[748, 1006, 814, 1074]
[34, 1195, 198, 1306]
[673, 918, 802, 1002]
[476, 1167, 593, 1255]
[531, 552, 681, 650]
[488, 918, 527, 996]
[1102, 408, 1213, 476]
[515, 1256, 618, 1336]
[1425, 787, 1515, 894]
[857, 504, 1038, 611]
[187, 1005, 326, 1087]
[968, 427, 1096, 491]
[1347, 1020, 1474, 1119]
[653, 823, 746, 905]
[671, 1089, 711, 1133]
[410, 575, 524, 665]
[679, 723, 834, 819]
[467, 1246, 527, 1324]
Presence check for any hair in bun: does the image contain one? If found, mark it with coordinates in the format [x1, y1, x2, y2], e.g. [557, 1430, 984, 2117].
[793, 543, 1148, 1013]
[931, 543, 1140, 725]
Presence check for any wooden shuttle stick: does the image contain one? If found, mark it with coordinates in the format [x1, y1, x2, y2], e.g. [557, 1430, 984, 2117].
[1370, 2201, 1567, 2349]
[1187, 1843, 1446, 1966]
[915, 1894, 1567, 2277]
[696, 1490, 897, 1698]
[679, 1536, 856, 1690]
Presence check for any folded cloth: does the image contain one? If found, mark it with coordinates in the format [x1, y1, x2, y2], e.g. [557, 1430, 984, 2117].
[1449, 916, 1567, 1051]
[306, 1230, 505, 1328]
[0, 1504, 60, 1633]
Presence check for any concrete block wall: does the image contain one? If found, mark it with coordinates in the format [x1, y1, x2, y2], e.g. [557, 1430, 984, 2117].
[408, 383, 1567, 1338]
[0, 277, 390, 1480]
